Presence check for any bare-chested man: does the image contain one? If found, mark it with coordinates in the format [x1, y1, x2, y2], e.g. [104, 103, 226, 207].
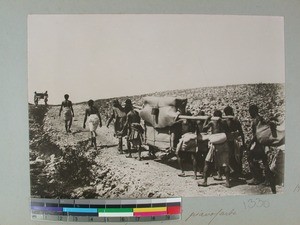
[176, 111, 199, 180]
[83, 100, 102, 149]
[107, 99, 126, 153]
[247, 104, 276, 193]
[198, 110, 231, 188]
[59, 94, 74, 133]
[120, 99, 144, 160]
[223, 106, 245, 179]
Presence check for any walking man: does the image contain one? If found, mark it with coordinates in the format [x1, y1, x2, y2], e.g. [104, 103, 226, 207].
[120, 99, 144, 160]
[83, 100, 102, 149]
[59, 94, 74, 133]
[223, 106, 245, 179]
[198, 110, 231, 188]
[107, 99, 127, 153]
[247, 104, 276, 193]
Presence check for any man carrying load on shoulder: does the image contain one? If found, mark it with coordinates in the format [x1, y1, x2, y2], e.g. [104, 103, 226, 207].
[246, 104, 276, 193]
[223, 106, 246, 179]
[107, 99, 127, 153]
[198, 110, 231, 188]
[120, 99, 144, 160]
[176, 111, 199, 180]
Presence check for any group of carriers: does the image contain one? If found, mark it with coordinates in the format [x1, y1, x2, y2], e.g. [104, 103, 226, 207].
[133, 96, 285, 185]
[137, 96, 284, 150]
[137, 96, 238, 154]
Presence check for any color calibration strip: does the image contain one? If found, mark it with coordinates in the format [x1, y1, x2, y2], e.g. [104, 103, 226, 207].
[31, 198, 181, 222]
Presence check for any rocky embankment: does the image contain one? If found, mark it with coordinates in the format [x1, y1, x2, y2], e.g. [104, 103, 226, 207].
[29, 104, 171, 199]
[29, 105, 112, 198]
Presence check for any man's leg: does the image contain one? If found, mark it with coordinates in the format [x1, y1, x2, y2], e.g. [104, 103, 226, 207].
[177, 152, 185, 177]
[89, 132, 94, 147]
[228, 141, 240, 178]
[68, 118, 73, 132]
[93, 130, 97, 137]
[214, 167, 223, 181]
[197, 152, 205, 175]
[191, 153, 198, 180]
[198, 161, 211, 187]
[236, 145, 244, 177]
[224, 166, 230, 188]
[261, 153, 276, 194]
[247, 150, 263, 185]
[118, 137, 123, 153]
[149, 146, 156, 158]
[65, 121, 68, 133]
[127, 140, 132, 158]
[93, 132, 97, 149]
[138, 145, 141, 161]
[93, 137, 97, 150]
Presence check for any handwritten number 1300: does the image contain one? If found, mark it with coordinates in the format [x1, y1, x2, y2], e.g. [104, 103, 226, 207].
[243, 198, 270, 210]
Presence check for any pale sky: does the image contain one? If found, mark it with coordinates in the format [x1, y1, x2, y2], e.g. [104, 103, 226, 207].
[28, 14, 285, 104]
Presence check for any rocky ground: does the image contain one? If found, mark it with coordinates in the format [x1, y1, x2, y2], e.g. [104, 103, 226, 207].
[29, 83, 284, 199]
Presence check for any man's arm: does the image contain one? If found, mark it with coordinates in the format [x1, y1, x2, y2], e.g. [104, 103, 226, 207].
[70, 101, 74, 116]
[202, 120, 212, 133]
[59, 102, 63, 116]
[106, 110, 115, 127]
[250, 121, 257, 145]
[221, 119, 230, 133]
[97, 109, 102, 127]
[121, 113, 131, 134]
[237, 120, 245, 145]
[83, 109, 88, 128]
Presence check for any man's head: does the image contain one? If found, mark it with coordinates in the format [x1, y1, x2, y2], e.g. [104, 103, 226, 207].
[125, 99, 132, 105]
[249, 104, 259, 118]
[198, 110, 205, 116]
[88, 99, 94, 107]
[125, 99, 133, 110]
[213, 109, 222, 118]
[224, 106, 234, 116]
[64, 94, 69, 100]
[112, 99, 119, 107]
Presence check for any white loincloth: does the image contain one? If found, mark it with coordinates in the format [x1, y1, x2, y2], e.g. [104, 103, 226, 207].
[88, 114, 100, 131]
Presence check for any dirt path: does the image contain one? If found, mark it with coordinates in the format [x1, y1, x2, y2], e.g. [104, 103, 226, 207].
[30, 104, 283, 198]
[95, 145, 283, 198]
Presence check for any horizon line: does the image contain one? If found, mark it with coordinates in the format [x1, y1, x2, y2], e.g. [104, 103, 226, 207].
[28, 82, 284, 106]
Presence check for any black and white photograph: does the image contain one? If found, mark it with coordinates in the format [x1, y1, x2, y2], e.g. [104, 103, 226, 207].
[28, 14, 285, 199]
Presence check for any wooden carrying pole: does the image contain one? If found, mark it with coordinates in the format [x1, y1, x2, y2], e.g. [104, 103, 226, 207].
[133, 104, 234, 121]
[178, 115, 235, 121]
[133, 105, 142, 110]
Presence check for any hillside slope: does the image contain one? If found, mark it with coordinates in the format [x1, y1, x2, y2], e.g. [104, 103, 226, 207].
[29, 83, 284, 198]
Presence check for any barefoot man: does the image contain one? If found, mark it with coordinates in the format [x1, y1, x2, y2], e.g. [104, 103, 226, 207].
[106, 99, 126, 153]
[223, 106, 245, 179]
[59, 94, 74, 133]
[120, 99, 144, 160]
[198, 110, 231, 188]
[83, 100, 102, 149]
